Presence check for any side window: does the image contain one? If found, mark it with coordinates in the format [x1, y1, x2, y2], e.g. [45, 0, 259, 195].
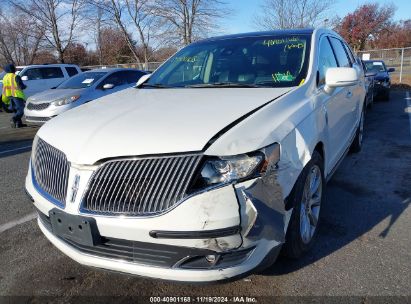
[65, 67, 79, 77]
[318, 37, 338, 86]
[342, 42, 355, 65]
[41, 67, 64, 79]
[22, 68, 43, 80]
[99, 72, 129, 87]
[329, 37, 351, 67]
[123, 71, 146, 84]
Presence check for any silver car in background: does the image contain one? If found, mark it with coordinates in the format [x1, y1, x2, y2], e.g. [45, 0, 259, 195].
[24, 68, 147, 124]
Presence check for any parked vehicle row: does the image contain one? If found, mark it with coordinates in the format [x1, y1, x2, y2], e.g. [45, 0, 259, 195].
[1, 63, 147, 124]
[26, 28, 367, 282]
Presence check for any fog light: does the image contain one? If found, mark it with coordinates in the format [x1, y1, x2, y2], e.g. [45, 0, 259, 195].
[206, 255, 217, 264]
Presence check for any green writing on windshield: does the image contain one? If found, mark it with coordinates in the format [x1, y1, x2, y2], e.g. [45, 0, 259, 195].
[272, 71, 295, 82]
[173, 56, 198, 63]
[263, 37, 301, 47]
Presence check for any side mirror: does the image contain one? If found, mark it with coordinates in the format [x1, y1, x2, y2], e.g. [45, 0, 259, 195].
[325, 67, 359, 94]
[103, 83, 115, 90]
[387, 67, 395, 73]
[21, 75, 28, 81]
[136, 74, 151, 88]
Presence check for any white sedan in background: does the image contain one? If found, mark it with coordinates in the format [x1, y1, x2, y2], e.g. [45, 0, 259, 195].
[24, 68, 147, 124]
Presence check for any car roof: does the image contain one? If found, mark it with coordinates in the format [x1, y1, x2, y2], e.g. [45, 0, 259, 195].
[196, 28, 315, 43]
[23, 64, 79, 68]
[86, 68, 146, 73]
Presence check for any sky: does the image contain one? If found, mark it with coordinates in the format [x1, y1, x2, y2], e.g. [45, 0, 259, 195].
[221, 0, 411, 34]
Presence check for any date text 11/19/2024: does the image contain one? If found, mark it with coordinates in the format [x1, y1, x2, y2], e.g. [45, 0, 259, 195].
[149, 296, 258, 303]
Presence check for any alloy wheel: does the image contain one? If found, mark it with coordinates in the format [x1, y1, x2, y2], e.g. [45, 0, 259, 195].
[299, 165, 322, 244]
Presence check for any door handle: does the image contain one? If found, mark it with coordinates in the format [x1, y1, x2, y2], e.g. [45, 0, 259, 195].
[346, 91, 353, 98]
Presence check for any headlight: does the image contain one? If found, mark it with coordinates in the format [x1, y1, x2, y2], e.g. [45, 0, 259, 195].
[192, 143, 280, 190]
[52, 95, 80, 106]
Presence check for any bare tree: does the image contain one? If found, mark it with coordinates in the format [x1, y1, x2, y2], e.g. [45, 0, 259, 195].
[89, 0, 165, 66]
[153, 0, 228, 46]
[254, 0, 332, 30]
[0, 8, 45, 65]
[125, 0, 164, 65]
[88, 0, 140, 63]
[10, 0, 86, 63]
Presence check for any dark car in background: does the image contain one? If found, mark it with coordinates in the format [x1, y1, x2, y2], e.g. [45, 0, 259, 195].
[363, 60, 395, 101]
[359, 59, 376, 108]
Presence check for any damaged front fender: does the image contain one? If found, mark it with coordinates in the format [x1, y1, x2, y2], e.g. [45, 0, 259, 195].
[234, 144, 293, 250]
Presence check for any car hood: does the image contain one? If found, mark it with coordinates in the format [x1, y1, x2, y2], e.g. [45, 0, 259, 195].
[37, 87, 292, 164]
[28, 88, 85, 103]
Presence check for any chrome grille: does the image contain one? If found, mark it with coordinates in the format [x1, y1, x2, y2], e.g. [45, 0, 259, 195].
[27, 102, 50, 111]
[82, 155, 202, 216]
[32, 137, 70, 207]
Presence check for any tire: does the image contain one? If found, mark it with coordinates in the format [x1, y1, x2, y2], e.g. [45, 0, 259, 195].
[350, 106, 365, 153]
[384, 90, 390, 101]
[283, 151, 325, 259]
[367, 92, 374, 109]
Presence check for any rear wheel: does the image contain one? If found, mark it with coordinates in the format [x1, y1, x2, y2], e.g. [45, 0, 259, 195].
[283, 151, 324, 259]
[384, 90, 390, 101]
[350, 106, 365, 153]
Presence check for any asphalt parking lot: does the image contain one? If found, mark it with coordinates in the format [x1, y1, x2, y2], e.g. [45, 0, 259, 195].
[0, 90, 410, 302]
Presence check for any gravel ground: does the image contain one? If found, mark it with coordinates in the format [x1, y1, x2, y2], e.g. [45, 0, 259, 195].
[0, 90, 410, 303]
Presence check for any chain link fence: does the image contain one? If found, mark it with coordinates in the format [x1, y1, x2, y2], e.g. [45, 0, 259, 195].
[357, 47, 411, 85]
[81, 62, 164, 72]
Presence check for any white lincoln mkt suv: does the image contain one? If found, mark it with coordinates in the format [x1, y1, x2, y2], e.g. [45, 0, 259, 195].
[25, 29, 366, 282]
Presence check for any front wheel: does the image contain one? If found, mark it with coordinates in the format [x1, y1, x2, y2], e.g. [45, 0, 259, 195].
[283, 151, 325, 259]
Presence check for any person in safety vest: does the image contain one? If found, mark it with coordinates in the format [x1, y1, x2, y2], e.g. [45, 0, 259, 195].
[2, 64, 27, 128]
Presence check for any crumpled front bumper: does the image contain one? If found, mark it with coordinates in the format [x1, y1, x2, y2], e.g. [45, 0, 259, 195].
[26, 156, 289, 282]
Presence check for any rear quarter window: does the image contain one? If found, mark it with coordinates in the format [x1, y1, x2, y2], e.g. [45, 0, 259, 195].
[65, 67, 79, 77]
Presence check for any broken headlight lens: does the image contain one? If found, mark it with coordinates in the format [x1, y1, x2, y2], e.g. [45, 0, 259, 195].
[195, 143, 280, 188]
[200, 154, 264, 186]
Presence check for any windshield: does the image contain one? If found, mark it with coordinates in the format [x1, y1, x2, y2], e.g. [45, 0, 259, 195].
[365, 61, 386, 73]
[146, 35, 311, 88]
[57, 71, 107, 89]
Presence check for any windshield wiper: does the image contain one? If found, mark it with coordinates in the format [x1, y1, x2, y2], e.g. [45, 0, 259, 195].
[140, 83, 171, 88]
[185, 82, 263, 88]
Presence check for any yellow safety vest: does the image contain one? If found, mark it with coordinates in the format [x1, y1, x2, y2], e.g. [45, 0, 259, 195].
[2, 73, 26, 101]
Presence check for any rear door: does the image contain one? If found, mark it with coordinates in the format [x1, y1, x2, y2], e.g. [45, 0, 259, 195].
[40, 67, 66, 90]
